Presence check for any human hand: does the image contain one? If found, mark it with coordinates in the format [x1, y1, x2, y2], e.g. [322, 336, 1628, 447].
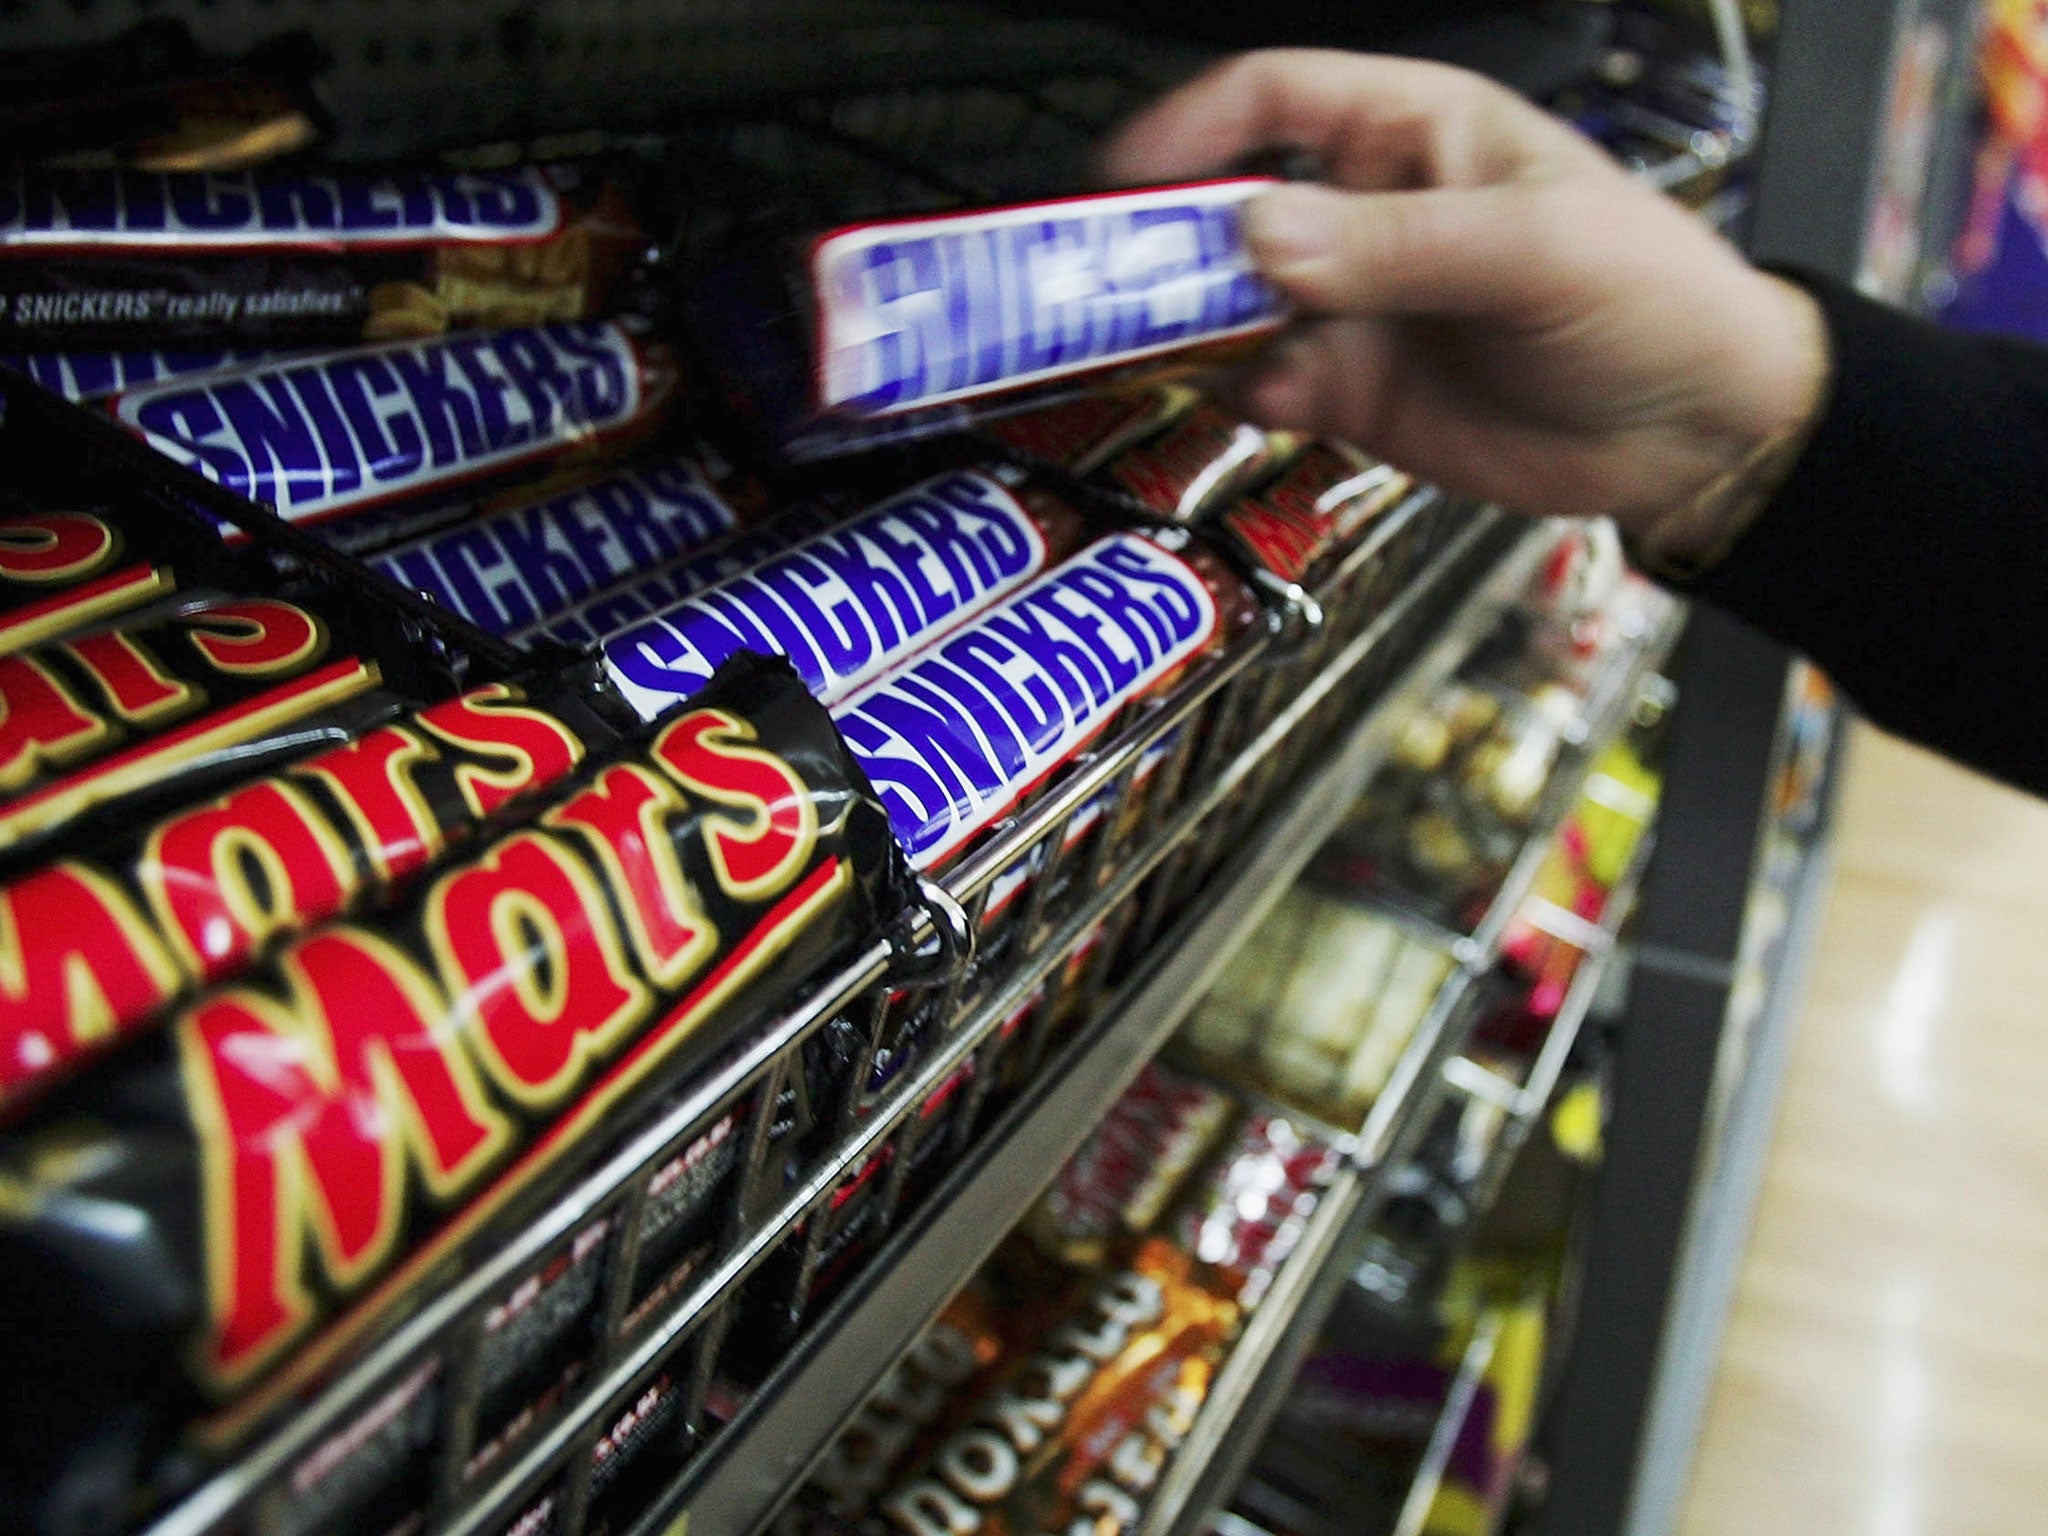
[1103, 50, 1829, 564]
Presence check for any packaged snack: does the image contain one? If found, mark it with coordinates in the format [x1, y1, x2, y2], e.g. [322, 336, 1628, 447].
[600, 467, 1085, 717]
[0, 163, 644, 347]
[4, 346, 282, 401]
[0, 587, 426, 871]
[0, 652, 913, 1534]
[368, 451, 748, 637]
[1026, 1059, 1234, 1268]
[522, 500, 847, 651]
[1165, 1114, 1342, 1310]
[832, 531, 1254, 873]
[1209, 440, 1414, 588]
[0, 497, 242, 657]
[108, 318, 677, 537]
[687, 179, 1287, 463]
[806, 1286, 1005, 1519]
[869, 1247, 1235, 1536]
[1089, 400, 1299, 525]
[0, 664, 634, 1117]
[978, 386, 1197, 477]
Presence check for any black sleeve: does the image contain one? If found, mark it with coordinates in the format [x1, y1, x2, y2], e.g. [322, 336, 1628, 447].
[1686, 271, 2048, 795]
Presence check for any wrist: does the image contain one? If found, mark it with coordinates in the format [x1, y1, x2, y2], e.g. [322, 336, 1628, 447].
[1628, 273, 1832, 579]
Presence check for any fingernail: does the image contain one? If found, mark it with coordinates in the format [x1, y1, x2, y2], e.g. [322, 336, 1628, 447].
[1244, 187, 1337, 268]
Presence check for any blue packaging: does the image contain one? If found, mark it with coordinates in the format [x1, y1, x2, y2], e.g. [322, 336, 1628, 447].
[110, 319, 672, 532]
[600, 468, 1059, 715]
[368, 453, 742, 637]
[3, 346, 279, 400]
[831, 532, 1221, 871]
[691, 178, 1288, 465]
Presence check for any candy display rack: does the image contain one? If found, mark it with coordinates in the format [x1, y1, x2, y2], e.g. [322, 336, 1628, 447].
[0, 4, 1877, 1536]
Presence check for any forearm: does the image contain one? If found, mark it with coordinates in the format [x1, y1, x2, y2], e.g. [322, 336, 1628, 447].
[1686, 273, 2048, 792]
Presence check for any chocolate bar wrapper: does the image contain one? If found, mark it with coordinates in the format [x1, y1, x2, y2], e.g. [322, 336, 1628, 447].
[687, 179, 1288, 465]
[108, 318, 678, 536]
[806, 1284, 1006, 1520]
[831, 531, 1255, 873]
[0, 662, 637, 1118]
[366, 450, 750, 638]
[866, 1249, 1234, 1536]
[1026, 1060, 1234, 1269]
[0, 586, 438, 874]
[977, 386, 1197, 478]
[0, 652, 913, 1535]
[0, 491, 255, 659]
[4, 346, 285, 401]
[520, 498, 845, 650]
[0, 23, 325, 170]
[600, 467, 1086, 718]
[1088, 400, 1301, 526]
[1164, 1113, 1342, 1311]
[1, 163, 644, 348]
[1208, 439, 1415, 588]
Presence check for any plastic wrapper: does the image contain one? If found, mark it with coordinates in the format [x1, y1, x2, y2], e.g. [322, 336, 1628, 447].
[866, 1246, 1234, 1536]
[366, 450, 751, 638]
[807, 1286, 1007, 1521]
[0, 23, 325, 170]
[1207, 439, 1414, 588]
[1087, 400, 1299, 526]
[4, 347, 284, 401]
[1162, 1113, 1341, 1310]
[0, 662, 636, 1118]
[1, 162, 644, 348]
[1185, 889, 1454, 1124]
[832, 530, 1255, 874]
[0, 580, 499, 876]
[0, 652, 914, 1536]
[601, 466, 1086, 718]
[686, 179, 1288, 464]
[1026, 1059, 1233, 1268]
[977, 386, 1196, 478]
[108, 317, 678, 540]
[522, 498, 849, 650]
[0, 493, 249, 657]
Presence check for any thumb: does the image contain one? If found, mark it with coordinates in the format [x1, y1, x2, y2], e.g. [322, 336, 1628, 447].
[1244, 180, 1563, 319]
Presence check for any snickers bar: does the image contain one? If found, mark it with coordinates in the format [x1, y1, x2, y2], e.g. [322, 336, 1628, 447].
[0, 653, 911, 1533]
[0, 163, 644, 347]
[832, 531, 1252, 872]
[4, 345, 276, 401]
[369, 452, 745, 637]
[816, 180, 1285, 416]
[522, 501, 844, 650]
[601, 468, 1082, 717]
[690, 179, 1287, 464]
[111, 318, 674, 532]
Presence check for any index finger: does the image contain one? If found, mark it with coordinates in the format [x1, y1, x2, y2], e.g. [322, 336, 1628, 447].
[1100, 49, 1595, 192]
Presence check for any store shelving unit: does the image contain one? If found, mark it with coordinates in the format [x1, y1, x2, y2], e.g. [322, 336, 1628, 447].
[0, 4, 1889, 1536]
[616, 516, 1562, 1536]
[1134, 610, 1681, 1536]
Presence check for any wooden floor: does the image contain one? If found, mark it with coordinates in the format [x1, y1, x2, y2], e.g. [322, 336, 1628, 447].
[1678, 725, 2048, 1535]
